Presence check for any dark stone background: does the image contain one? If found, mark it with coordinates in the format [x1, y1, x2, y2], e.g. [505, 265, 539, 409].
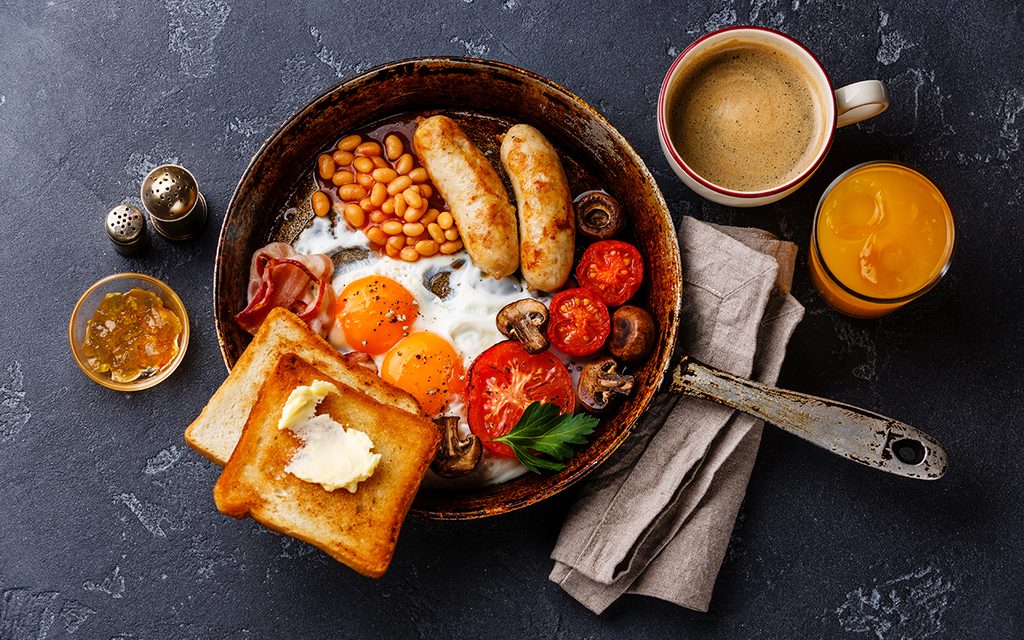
[1, 0, 1021, 638]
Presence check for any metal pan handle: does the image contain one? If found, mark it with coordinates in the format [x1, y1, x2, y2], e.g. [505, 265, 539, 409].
[670, 357, 948, 480]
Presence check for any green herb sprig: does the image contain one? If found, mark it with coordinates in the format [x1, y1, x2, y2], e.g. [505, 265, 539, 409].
[493, 402, 599, 474]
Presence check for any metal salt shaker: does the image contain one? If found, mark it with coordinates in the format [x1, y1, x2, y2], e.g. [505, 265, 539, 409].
[141, 164, 208, 241]
[105, 204, 149, 257]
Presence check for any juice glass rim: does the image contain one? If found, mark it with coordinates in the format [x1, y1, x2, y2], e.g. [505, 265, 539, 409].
[811, 160, 957, 306]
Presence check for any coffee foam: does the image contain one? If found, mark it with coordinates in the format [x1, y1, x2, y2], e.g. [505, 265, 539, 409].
[667, 40, 828, 193]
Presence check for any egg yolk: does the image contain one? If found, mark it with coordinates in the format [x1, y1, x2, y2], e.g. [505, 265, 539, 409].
[381, 332, 466, 416]
[335, 276, 418, 354]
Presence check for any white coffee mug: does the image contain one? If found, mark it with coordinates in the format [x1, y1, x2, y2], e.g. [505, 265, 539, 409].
[657, 26, 889, 208]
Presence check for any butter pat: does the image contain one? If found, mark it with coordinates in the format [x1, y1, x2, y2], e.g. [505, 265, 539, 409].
[284, 415, 382, 492]
[277, 381, 380, 493]
[278, 380, 338, 431]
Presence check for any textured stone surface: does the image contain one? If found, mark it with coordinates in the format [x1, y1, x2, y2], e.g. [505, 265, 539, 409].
[1, 1, 1022, 638]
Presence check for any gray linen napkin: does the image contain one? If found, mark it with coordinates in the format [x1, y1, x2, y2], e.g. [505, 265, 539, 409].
[550, 216, 805, 613]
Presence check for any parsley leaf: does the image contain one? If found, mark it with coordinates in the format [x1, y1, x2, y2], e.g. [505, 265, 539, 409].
[493, 402, 599, 474]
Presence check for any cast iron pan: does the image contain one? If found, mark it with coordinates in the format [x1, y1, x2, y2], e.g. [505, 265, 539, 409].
[215, 57, 683, 519]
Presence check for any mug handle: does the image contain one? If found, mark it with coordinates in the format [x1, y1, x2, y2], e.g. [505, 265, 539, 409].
[834, 80, 889, 128]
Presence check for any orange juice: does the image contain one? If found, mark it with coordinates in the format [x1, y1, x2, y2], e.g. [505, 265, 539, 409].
[810, 162, 955, 318]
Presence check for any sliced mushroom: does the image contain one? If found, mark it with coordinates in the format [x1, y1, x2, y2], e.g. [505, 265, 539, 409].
[496, 298, 550, 353]
[574, 192, 624, 241]
[577, 357, 635, 413]
[608, 306, 656, 364]
[431, 416, 482, 477]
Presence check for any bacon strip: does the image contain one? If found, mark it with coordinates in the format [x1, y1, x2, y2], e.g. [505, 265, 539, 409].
[235, 243, 335, 336]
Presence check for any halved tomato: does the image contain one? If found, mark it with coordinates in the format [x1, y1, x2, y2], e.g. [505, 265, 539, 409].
[575, 240, 644, 306]
[547, 288, 611, 357]
[467, 341, 575, 457]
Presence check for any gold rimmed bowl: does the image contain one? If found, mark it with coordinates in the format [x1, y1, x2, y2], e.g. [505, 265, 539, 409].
[69, 273, 190, 391]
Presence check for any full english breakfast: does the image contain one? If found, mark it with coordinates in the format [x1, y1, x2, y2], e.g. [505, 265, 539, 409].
[120, 44, 940, 580]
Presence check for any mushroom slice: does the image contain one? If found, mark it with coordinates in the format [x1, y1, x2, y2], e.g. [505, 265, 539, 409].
[496, 298, 550, 353]
[574, 192, 624, 242]
[431, 416, 482, 478]
[577, 357, 635, 413]
[608, 306, 656, 365]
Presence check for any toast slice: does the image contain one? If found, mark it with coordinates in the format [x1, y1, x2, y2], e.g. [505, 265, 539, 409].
[186, 308, 421, 465]
[214, 354, 441, 578]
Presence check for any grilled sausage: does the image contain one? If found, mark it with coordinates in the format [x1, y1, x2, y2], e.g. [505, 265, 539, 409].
[500, 124, 575, 292]
[413, 115, 519, 279]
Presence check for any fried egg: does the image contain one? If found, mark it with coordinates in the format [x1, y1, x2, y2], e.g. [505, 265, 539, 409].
[294, 215, 554, 486]
[335, 275, 418, 355]
[381, 332, 466, 416]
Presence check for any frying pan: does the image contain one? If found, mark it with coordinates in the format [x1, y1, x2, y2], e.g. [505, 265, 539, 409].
[214, 57, 947, 520]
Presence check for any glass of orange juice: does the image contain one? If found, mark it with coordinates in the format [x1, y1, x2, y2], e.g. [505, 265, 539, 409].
[809, 161, 956, 318]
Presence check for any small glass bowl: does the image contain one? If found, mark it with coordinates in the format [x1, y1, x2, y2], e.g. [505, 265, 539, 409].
[68, 273, 190, 391]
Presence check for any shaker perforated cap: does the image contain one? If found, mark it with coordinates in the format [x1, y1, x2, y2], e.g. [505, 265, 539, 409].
[105, 204, 149, 256]
[141, 164, 208, 241]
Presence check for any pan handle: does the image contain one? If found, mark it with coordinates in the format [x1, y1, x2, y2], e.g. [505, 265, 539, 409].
[670, 357, 948, 480]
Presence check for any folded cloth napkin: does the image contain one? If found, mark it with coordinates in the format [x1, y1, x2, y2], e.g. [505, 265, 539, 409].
[550, 216, 805, 613]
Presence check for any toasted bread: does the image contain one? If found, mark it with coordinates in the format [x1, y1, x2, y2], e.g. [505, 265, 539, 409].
[186, 308, 420, 466]
[214, 354, 440, 577]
